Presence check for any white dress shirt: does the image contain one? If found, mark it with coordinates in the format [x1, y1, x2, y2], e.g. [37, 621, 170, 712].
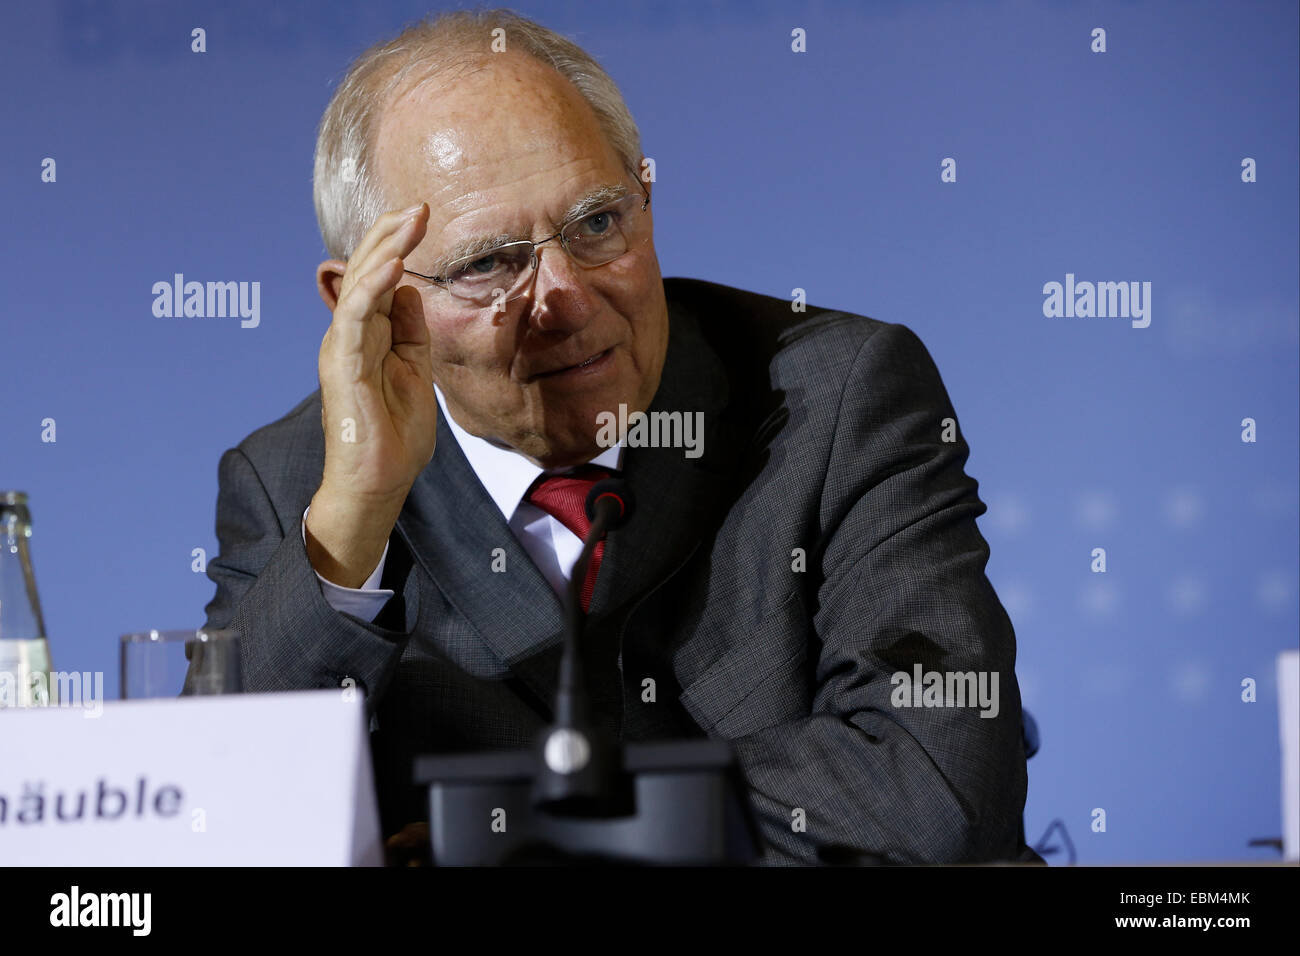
[304, 385, 624, 622]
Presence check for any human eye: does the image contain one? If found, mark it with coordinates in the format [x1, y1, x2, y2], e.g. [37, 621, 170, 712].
[588, 210, 615, 232]
[572, 205, 623, 239]
[447, 249, 509, 284]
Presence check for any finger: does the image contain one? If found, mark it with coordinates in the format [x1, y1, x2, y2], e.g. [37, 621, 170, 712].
[342, 204, 429, 300]
[336, 210, 429, 325]
[384, 822, 430, 847]
[335, 255, 403, 329]
[326, 256, 403, 358]
[346, 202, 426, 284]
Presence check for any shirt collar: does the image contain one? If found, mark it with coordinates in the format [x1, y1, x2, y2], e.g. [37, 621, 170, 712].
[434, 384, 624, 523]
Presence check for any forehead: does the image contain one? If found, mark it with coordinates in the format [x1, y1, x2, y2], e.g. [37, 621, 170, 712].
[372, 52, 624, 216]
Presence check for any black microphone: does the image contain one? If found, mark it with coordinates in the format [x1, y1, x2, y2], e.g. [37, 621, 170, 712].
[531, 476, 635, 817]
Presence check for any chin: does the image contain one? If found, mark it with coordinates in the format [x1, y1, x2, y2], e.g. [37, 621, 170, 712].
[535, 414, 608, 465]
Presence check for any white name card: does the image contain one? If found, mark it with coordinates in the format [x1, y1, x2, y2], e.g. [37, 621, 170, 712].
[1280, 649, 1299, 862]
[0, 689, 382, 866]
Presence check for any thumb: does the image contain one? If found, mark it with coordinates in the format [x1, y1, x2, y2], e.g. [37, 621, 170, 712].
[389, 286, 434, 378]
[389, 285, 429, 349]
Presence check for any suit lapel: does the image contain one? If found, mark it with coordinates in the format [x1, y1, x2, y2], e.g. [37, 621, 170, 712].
[590, 293, 745, 618]
[394, 286, 745, 716]
[396, 403, 565, 674]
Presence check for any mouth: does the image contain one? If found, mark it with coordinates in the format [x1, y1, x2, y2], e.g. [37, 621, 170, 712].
[530, 347, 615, 382]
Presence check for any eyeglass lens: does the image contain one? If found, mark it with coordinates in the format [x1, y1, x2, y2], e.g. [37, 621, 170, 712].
[440, 192, 645, 305]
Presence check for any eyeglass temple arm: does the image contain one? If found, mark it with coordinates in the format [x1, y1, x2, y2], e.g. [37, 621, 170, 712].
[403, 186, 649, 285]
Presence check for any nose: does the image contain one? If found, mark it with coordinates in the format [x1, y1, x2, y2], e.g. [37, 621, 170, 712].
[519, 244, 596, 336]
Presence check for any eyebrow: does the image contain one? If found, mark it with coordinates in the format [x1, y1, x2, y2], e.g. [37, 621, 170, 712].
[428, 182, 632, 276]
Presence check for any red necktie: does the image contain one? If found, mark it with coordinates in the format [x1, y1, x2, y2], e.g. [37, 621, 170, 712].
[525, 466, 611, 612]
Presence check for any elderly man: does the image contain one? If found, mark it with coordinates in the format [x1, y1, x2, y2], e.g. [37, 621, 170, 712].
[202, 9, 1033, 865]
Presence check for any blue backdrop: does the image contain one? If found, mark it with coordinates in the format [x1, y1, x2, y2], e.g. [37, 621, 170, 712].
[2, 0, 1296, 864]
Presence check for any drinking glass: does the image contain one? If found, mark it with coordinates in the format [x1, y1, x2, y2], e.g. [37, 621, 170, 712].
[119, 628, 241, 699]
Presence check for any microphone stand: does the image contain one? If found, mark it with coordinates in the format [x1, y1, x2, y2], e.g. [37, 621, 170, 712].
[414, 475, 760, 865]
[531, 487, 630, 817]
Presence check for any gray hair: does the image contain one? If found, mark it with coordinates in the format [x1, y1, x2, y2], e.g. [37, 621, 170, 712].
[312, 9, 644, 261]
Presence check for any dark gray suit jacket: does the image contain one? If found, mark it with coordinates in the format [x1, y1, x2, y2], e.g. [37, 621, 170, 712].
[202, 276, 1032, 864]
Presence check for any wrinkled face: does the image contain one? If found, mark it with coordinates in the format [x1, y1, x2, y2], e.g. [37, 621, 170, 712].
[373, 53, 669, 468]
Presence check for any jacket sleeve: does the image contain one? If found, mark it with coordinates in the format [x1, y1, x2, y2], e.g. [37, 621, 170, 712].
[731, 322, 1029, 865]
[199, 445, 413, 713]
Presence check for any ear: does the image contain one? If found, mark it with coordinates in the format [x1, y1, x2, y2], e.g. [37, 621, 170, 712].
[316, 259, 347, 312]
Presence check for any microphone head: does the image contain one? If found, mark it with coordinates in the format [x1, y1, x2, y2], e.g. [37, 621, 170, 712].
[585, 477, 634, 529]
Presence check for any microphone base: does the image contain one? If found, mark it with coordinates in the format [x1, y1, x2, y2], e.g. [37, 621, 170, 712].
[530, 722, 634, 818]
[415, 739, 761, 866]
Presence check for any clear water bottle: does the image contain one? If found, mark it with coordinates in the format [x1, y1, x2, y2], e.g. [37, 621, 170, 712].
[0, 491, 53, 707]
